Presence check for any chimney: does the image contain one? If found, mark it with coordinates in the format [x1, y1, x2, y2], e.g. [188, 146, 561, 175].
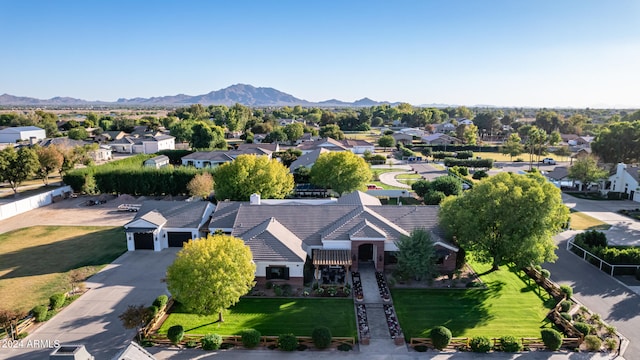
[250, 193, 261, 205]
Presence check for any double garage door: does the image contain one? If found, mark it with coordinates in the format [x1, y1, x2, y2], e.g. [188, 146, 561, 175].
[133, 232, 192, 250]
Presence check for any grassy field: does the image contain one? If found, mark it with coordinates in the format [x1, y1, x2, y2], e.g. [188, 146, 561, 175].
[159, 298, 357, 337]
[392, 260, 555, 339]
[569, 211, 612, 231]
[0, 226, 126, 312]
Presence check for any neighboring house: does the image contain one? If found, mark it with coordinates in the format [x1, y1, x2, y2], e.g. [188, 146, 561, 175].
[434, 122, 456, 133]
[392, 132, 413, 146]
[602, 163, 640, 202]
[97, 131, 128, 142]
[88, 145, 113, 162]
[181, 147, 273, 168]
[297, 137, 375, 154]
[236, 142, 280, 152]
[398, 128, 425, 138]
[124, 201, 215, 251]
[458, 118, 474, 126]
[289, 148, 329, 171]
[296, 132, 320, 145]
[421, 133, 462, 145]
[572, 147, 592, 160]
[144, 155, 170, 168]
[111, 135, 175, 154]
[0, 126, 46, 144]
[38, 137, 87, 150]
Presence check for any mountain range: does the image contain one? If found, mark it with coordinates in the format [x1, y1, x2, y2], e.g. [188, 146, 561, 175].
[0, 84, 402, 107]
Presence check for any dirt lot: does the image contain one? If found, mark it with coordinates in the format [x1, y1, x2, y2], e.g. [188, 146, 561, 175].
[0, 195, 139, 234]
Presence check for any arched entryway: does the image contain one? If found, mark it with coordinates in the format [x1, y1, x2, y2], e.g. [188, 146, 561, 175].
[358, 243, 374, 262]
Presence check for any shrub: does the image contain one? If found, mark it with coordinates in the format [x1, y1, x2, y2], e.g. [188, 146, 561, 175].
[500, 335, 522, 352]
[49, 293, 66, 310]
[560, 300, 573, 312]
[605, 338, 618, 351]
[337, 344, 352, 351]
[430, 326, 452, 350]
[312, 326, 332, 349]
[167, 325, 184, 345]
[278, 333, 298, 351]
[584, 335, 602, 351]
[534, 265, 542, 272]
[147, 305, 159, 322]
[574, 230, 607, 248]
[541, 328, 562, 350]
[540, 269, 551, 278]
[424, 190, 446, 205]
[201, 333, 223, 350]
[153, 295, 168, 309]
[241, 328, 261, 349]
[185, 340, 198, 348]
[32, 305, 48, 322]
[472, 170, 488, 180]
[452, 166, 468, 176]
[274, 285, 283, 296]
[573, 322, 592, 336]
[560, 312, 572, 321]
[560, 285, 573, 298]
[469, 336, 492, 353]
[456, 150, 474, 159]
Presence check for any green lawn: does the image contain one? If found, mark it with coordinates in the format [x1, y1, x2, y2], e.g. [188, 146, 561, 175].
[159, 298, 357, 337]
[0, 226, 126, 312]
[392, 260, 555, 339]
[569, 210, 611, 231]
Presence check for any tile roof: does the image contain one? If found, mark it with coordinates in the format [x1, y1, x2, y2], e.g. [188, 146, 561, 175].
[140, 210, 167, 227]
[130, 201, 211, 229]
[241, 218, 307, 262]
[336, 191, 382, 205]
[209, 202, 242, 229]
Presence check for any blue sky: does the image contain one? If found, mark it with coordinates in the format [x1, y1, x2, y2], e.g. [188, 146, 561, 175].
[2, 0, 639, 107]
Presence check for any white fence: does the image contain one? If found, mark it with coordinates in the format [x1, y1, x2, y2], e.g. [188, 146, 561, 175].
[567, 238, 640, 276]
[0, 186, 72, 221]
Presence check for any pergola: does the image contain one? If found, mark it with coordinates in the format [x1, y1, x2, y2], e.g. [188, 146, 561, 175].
[312, 249, 352, 285]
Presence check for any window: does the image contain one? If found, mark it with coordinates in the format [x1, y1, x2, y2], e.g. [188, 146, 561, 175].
[266, 266, 289, 280]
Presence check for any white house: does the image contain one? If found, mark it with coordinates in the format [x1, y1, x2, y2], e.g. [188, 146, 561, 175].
[0, 126, 46, 144]
[603, 163, 640, 202]
[144, 155, 170, 168]
[111, 135, 175, 154]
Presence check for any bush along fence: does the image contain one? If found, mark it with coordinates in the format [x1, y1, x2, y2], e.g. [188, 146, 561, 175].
[141, 295, 173, 339]
[567, 231, 640, 278]
[147, 333, 356, 351]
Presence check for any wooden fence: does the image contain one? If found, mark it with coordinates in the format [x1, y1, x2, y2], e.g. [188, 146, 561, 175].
[410, 337, 582, 351]
[149, 333, 355, 349]
[141, 298, 174, 338]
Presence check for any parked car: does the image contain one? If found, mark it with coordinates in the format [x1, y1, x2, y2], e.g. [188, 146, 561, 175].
[541, 157, 557, 165]
[367, 184, 383, 190]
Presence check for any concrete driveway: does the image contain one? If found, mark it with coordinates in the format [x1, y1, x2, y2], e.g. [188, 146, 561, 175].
[2, 249, 178, 360]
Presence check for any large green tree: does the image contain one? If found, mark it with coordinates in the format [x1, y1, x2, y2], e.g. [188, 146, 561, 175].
[310, 151, 372, 195]
[213, 154, 294, 201]
[567, 156, 608, 192]
[36, 146, 64, 185]
[591, 121, 640, 164]
[377, 135, 396, 151]
[190, 122, 226, 149]
[501, 133, 524, 161]
[166, 234, 256, 322]
[319, 124, 345, 140]
[0, 147, 39, 195]
[439, 172, 568, 270]
[283, 122, 304, 145]
[394, 228, 438, 281]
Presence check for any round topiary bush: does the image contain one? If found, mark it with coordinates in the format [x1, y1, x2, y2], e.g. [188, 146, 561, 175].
[201, 333, 222, 350]
[153, 295, 168, 309]
[541, 328, 562, 350]
[500, 335, 522, 352]
[311, 326, 332, 349]
[560, 312, 572, 321]
[167, 325, 184, 345]
[540, 269, 551, 278]
[32, 305, 48, 322]
[430, 326, 452, 350]
[560, 300, 573, 312]
[560, 284, 573, 298]
[584, 335, 602, 351]
[241, 328, 261, 349]
[573, 322, 592, 336]
[278, 333, 298, 351]
[49, 293, 66, 310]
[469, 336, 492, 353]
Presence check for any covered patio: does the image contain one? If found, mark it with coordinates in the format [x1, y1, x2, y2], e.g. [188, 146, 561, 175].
[312, 249, 352, 285]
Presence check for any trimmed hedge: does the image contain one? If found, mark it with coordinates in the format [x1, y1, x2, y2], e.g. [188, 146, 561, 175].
[201, 333, 223, 350]
[469, 336, 492, 353]
[430, 326, 452, 350]
[167, 325, 184, 345]
[541, 328, 562, 350]
[500, 335, 522, 352]
[443, 158, 493, 169]
[153, 295, 168, 309]
[241, 328, 261, 349]
[278, 333, 298, 351]
[311, 326, 332, 349]
[49, 293, 66, 310]
[32, 305, 48, 322]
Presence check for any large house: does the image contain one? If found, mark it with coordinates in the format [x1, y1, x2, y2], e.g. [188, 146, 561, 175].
[111, 134, 175, 154]
[421, 133, 462, 145]
[181, 147, 274, 168]
[0, 126, 46, 144]
[297, 137, 375, 154]
[602, 163, 640, 202]
[124, 192, 458, 287]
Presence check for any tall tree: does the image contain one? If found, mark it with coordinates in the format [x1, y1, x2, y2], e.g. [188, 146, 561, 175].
[283, 122, 304, 145]
[187, 173, 214, 199]
[166, 234, 256, 322]
[319, 124, 345, 140]
[67, 127, 88, 140]
[190, 122, 226, 149]
[439, 172, 568, 270]
[394, 228, 438, 281]
[591, 121, 640, 164]
[0, 147, 39, 195]
[377, 135, 395, 152]
[36, 146, 64, 185]
[501, 133, 524, 161]
[263, 128, 288, 143]
[567, 156, 608, 192]
[462, 124, 478, 145]
[213, 154, 294, 201]
[310, 151, 372, 195]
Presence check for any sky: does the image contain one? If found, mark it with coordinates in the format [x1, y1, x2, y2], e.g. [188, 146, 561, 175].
[1, 0, 639, 108]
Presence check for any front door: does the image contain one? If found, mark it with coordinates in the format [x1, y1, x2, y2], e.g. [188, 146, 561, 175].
[358, 243, 373, 262]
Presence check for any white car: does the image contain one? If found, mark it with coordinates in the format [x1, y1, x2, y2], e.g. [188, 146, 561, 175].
[541, 158, 557, 165]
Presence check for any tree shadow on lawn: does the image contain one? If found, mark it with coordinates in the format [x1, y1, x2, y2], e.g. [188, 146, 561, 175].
[508, 266, 557, 309]
[0, 227, 125, 280]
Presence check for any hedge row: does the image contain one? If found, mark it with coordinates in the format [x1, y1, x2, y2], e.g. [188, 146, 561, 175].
[573, 231, 640, 265]
[443, 158, 493, 168]
[410, 144, 501, 152]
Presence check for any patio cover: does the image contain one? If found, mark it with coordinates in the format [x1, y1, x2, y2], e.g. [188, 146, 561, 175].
[312, 249, 352, 266]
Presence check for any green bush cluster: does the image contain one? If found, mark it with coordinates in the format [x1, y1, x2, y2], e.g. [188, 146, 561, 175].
[469, 336, 492, 353]
[499, 335, 522, 352]
[560, 312, 572, 321]
[429, 326, 452, 350]
[560, 285, 573, 298]
[241, 328, 261, 348]
[584, 335, 602, 351]
[311, 326, 332, 349]
[443, 158, 493, 169]
[153, 295, 169, 309]
[574, 230, 608, 248]
[560, 300, 573, 312]
[201, 333, 223, 350]
[472, 170, 488, 180]
[450, 166, 468, 176]
[573, 322, 592, 336]
[49, 293, 66, 310]
[167, 325, 184, 345]
[432, 151, 455, 160]
[31, 305, 48, 322]
[278, 333, 298, 351]
[541, 328, 562, 350]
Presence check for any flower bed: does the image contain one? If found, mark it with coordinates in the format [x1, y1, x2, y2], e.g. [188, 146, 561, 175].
[383, 304, 403, 341]
[356, 304, 370, 343]
[375, 271, 391, 301]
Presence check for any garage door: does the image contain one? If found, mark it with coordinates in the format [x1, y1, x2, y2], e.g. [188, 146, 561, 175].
[134, 233, 154, 250]
[168, 232, 192, 247]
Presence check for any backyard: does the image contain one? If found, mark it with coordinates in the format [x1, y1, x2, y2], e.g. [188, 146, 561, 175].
[0, 226, 126, 312]
[158, 298, 357, 338]
[392, 259, 556, 340]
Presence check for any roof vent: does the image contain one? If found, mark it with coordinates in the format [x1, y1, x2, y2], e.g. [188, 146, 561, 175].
[250, 193, 261, 205]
